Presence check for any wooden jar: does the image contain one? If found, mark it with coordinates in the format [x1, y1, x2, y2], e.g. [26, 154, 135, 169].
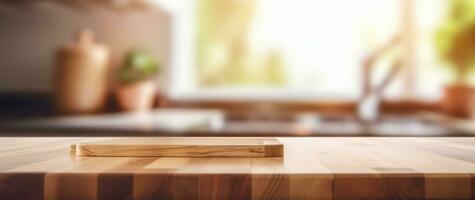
[54, 30, 110, 114]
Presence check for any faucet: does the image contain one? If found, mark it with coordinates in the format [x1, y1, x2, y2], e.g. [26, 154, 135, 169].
[358, 35, 403, 122]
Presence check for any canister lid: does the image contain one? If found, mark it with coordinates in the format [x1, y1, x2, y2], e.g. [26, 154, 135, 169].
[57, 29, 109, 56]
[75, 29, 95, 45]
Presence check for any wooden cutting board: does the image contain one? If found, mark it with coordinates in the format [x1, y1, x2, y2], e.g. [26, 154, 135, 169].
[70, 138, 283, 157]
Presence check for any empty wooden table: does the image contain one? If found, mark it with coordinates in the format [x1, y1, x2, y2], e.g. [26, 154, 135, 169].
[0, 137, 474, 199]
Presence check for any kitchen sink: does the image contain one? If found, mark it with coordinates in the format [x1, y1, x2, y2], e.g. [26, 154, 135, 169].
[221, 112, 469, 137]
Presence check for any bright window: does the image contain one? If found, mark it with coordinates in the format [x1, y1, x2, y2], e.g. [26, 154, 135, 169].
[163, 0, 449, 101]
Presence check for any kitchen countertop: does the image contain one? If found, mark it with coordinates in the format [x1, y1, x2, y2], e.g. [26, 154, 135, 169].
[1, 137, 474, 199]
[2, 110, 475, 137]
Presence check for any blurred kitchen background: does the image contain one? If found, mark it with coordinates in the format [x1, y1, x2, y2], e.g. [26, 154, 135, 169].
[1, 0, 475, 136]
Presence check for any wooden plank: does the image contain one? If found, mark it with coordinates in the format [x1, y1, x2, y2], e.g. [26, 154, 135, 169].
[425, 174, 472, 200]
[44, 173, 98, 200]
[72, 138, 283, 158]
[333, 174, 384, 199]
[200, 174, 252, 200]
[133, 174, 200, 200]
[289, 174, 333, 200]
[252, 173, 290, 200]
[0, 173, 44, 200]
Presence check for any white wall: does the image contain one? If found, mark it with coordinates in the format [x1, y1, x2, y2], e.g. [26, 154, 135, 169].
[0, 3, 170, 92]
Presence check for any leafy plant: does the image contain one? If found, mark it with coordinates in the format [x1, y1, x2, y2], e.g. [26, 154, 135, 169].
[117, 50, 160, 84]
[435, 0, 475, 84]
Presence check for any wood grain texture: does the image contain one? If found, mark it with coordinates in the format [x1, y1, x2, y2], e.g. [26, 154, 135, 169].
[0, 137, 474, 199]
[72, 138, 283, 158]
[200, 174, 251, 200]
[0, 173, 44, 200]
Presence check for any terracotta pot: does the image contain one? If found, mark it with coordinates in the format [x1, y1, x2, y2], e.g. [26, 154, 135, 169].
[441, 84, 475, 118]
[116, 81, 156, 112]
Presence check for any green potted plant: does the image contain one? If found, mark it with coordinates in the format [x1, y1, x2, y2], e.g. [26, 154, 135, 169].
[435, 0, 475, 117]
[116, 50, 160, 112]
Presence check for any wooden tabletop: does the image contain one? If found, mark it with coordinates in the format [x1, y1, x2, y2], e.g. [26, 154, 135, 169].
[0, 137, 474, 200]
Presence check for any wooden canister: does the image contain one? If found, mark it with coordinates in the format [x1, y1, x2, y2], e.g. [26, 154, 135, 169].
[54, 30, 110, 114]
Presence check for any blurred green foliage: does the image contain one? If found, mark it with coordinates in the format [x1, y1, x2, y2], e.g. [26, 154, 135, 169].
[118, 50, 160, 84]
[435, 0, 475, 83]
[196, 0, 286, 87]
